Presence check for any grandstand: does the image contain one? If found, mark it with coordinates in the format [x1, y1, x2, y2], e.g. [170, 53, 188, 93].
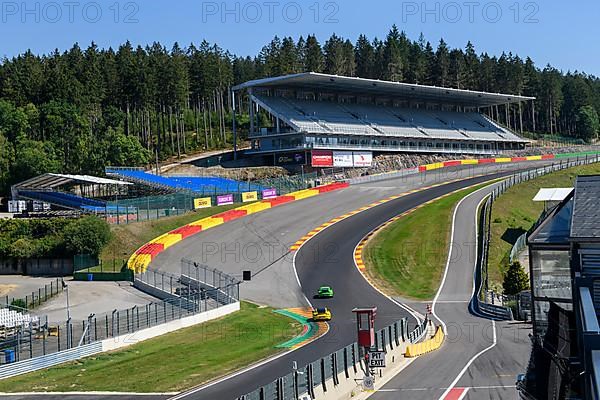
[11, 174, 133, 214]
[105, 168, 263, 196]
[233, 73, 532, 159]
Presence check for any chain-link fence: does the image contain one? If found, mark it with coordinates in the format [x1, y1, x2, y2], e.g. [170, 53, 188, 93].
[0, 261, 239, 366]
[97, 172, 317, 225]
[0, 278, 64, 311]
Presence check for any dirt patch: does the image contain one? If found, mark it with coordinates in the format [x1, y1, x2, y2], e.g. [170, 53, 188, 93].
[0, 284, 17, 297]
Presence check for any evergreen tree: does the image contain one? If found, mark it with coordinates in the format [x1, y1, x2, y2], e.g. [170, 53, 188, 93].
[503, 262, 530, 295]
[355, 35, 375, 79]
[323, 34, 346, 75]
[382, 25, 404, 82]
[303, 35, 324, 72]
[433, 39, 450, 87]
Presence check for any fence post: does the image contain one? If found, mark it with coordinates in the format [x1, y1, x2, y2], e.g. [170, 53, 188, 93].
[332, 352, 339, 385]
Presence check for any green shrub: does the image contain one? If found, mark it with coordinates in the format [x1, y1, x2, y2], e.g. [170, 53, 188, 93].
[63, 217, 111, 256]
[503, 261, 530, 295]
[0, 216, 110, 258]
[10, 298, 27, 310]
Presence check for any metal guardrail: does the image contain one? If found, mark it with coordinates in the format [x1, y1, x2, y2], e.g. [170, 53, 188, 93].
[0, 342, 103, 380]
[476, 154, 600, 321]
[237, 317, 428, 400]
[509, 232, 528, 264]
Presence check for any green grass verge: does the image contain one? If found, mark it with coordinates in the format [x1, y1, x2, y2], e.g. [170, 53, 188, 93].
[100, 204, 241, 266]
[364, 182, 492, 301]
[487, 162, 600, 291]
[0, 302, 301, 393]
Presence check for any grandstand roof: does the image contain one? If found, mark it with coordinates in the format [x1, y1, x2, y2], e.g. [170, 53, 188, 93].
[233, 72, 535, 107]
[14, 173, 132, 190]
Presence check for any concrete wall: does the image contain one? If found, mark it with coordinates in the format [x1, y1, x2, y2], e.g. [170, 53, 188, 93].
[102, 302, 240, 352]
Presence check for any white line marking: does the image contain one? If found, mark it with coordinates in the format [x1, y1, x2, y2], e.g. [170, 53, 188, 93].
[374, 384, 515, 392]
[436, 183, 502, 400]
[431, 182, 501, 335]
[457, 387, 470, 400]
[436, 327, 498, 400]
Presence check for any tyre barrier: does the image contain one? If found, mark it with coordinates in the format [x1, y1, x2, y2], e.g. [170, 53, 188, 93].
[404, 326, 445, 358]
[127, 182, 350, 273]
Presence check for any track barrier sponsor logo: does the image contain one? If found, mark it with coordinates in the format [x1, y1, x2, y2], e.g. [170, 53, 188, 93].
[242, 191, 258, 203]
[193, 197, 212, 209]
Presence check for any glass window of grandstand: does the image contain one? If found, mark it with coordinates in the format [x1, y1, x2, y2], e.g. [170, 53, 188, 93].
[530, 250, 572, 301]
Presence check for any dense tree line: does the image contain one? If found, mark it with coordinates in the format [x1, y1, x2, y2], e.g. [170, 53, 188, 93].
[0, 26, 599, 196]
[0, 216, 111, 258]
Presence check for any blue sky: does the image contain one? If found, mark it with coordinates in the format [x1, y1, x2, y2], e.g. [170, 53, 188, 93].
[0, 0, 598, 75]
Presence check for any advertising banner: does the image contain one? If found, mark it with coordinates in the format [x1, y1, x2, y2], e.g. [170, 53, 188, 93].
[333, 151, 354, 167]
[194, 197, 212, 209]
[353, 151, 373, 167]
[242, 191, 258, 203]
[262, 188, 277, 199]
[311, 150, 333, 167]
[216, 194, 234, 206]
[276, 152, 306, 166]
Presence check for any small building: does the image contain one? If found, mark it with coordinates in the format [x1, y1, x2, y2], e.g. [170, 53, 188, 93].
[524, 175, 600, 399]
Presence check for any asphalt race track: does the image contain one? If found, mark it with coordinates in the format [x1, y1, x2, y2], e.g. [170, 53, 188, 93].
[6, 160, 568, 400]
[368, 182, 532, 400]
[174, 163, 555, 400]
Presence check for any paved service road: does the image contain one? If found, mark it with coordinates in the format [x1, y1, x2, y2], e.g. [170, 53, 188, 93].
[369, 181, 532, 400]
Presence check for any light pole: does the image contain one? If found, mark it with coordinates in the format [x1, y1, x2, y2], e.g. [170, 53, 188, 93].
[61, 280, 71, 348]
[61, 280, 70, 321]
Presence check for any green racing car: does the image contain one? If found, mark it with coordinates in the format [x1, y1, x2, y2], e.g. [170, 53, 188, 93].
[316, 286, 334, 298]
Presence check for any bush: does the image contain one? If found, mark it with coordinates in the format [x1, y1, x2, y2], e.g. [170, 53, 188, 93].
[503, 261, 530, 295]
[10, 298, 27, 310]
[0, 216, 110, 259]
[63, 217, 111, 256]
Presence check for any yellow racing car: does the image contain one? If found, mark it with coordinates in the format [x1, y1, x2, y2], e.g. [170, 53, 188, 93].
[312, 307, 332, 321]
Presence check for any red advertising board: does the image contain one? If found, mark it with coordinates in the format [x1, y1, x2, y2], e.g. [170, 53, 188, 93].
[312, 150, 333, 167]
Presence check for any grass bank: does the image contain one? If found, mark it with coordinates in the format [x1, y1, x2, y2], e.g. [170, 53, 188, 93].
[487, 162, 600, 291]
[99, 204, 240, 267]
[364, 182, 492, 300]
[0, 302, 301, 393]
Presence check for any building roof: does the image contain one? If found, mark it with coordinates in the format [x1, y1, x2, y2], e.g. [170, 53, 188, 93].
[233, 72, 535, 107]
[13, 173, 132, 190]
[533, 188, 574, 202]
[571, 175, 600, 240]
[528, 196, 574, 246]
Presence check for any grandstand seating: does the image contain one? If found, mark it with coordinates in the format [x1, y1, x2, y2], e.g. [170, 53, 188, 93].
[0, 308, 38, 335]
[254, 95, 524, 143]
[106, 169, 263, 195]
[18, 190, 108, 212]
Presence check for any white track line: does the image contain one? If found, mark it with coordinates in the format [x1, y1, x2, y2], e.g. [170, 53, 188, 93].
[436, 182, 502, 400]
[431, 182, 501, 335]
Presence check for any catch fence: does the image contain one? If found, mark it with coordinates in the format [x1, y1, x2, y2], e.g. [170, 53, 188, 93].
[98, 172, 317, 225]
[0, 261, 239, 367]
[237, 317, 428, 400]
